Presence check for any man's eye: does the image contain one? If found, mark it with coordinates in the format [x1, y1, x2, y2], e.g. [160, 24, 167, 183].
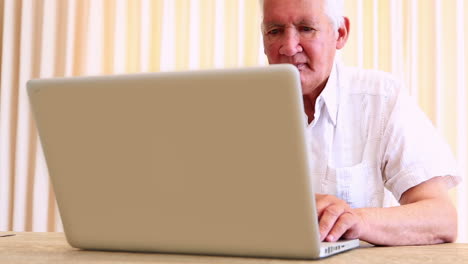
[301, 26, 315, 32]
[268, 29, 281, 35]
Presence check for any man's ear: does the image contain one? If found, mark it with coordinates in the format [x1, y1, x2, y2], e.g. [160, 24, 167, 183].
[336, 17, 350, 50]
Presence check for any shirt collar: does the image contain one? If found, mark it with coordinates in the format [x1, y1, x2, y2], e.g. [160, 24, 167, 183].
[316, 61, 339, 126]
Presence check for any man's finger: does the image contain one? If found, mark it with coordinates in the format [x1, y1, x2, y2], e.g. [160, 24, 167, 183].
[315, 194, 345, 217]
[325, 212, 357, 242]
[315, 194, 331, 217]
[318, 204, 346, 241]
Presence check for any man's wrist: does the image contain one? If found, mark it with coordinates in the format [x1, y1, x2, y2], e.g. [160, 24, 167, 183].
[352, 208, 369, 241]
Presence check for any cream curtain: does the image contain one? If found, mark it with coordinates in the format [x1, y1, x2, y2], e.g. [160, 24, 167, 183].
[0, 0, 466, 242]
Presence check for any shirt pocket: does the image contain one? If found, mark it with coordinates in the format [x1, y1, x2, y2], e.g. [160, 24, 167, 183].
[335, 162, 382, 208]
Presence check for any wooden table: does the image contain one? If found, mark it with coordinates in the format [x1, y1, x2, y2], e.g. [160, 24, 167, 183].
[1, 232, 467, 263]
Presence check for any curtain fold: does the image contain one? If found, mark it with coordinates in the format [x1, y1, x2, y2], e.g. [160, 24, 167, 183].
[0, 0, 22, 232]
[0, 0, 466, 241]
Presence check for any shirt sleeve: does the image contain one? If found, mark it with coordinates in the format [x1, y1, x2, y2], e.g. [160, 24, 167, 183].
[380, 84, 462, 201]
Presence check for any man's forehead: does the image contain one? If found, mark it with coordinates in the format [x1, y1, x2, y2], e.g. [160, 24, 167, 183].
[262, 18, 320, 28]
[262, 0, 327, 24]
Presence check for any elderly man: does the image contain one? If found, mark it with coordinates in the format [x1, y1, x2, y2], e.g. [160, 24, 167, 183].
[260, 0, 461, 245]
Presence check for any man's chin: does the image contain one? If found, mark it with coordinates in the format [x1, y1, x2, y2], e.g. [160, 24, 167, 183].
[300, 78, 321, 96]
[300, 74, 308, 87]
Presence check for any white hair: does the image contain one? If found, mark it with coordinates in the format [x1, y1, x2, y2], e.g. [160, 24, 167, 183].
[259, 0, 345, 31]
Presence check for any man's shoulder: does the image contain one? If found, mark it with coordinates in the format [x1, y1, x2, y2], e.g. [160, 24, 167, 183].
[337, 64, 403, 99]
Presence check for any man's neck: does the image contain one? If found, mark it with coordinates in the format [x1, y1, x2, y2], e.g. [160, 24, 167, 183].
[303, 95, 315, 124]
[303, 82, 327, 124]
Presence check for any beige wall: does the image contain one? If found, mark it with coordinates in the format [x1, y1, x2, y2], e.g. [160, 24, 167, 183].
[0, 0, 466, 241]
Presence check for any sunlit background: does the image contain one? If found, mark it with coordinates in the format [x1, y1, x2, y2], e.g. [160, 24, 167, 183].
[0, 0, 467, 242]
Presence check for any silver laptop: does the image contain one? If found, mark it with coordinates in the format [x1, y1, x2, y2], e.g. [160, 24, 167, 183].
[27, 65, 359, 259]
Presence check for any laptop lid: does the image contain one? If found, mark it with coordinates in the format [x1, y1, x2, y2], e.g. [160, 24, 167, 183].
[28, 65, 337, 259]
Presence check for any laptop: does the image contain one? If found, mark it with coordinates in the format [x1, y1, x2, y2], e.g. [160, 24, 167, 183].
[27, 65, 359, 259]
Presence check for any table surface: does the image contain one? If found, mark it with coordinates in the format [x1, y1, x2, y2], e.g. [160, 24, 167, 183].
[1, 232, 468, 264]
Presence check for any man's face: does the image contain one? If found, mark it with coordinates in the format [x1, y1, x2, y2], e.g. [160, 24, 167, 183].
[262, 0, 340, 96]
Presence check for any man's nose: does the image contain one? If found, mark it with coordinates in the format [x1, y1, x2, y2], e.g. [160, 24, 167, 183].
[279, 30, 303, 56]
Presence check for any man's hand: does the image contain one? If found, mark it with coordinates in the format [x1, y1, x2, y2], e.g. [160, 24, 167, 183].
[315, 177, 457, 245]
[315, 194, 364, 242]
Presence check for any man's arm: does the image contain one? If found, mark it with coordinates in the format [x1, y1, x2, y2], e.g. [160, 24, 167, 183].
[318, 176, 457, 245]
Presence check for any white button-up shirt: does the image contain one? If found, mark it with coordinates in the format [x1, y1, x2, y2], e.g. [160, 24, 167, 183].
[306, 62, 461, 208]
